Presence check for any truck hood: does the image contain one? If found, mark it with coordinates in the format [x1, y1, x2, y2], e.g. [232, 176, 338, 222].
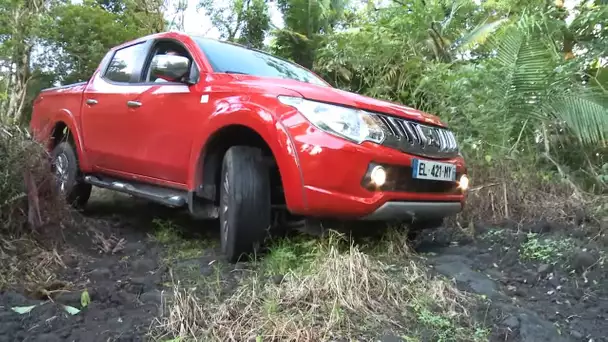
[234, 76, 446, 127]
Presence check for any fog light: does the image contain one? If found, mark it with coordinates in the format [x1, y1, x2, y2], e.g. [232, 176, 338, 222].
[370, 166, 387, 186]
[458, 174, 469, 191]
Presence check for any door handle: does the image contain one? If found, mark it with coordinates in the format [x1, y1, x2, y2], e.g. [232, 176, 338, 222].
[86, 99, 98, 105]
[127, 101, 142, 108]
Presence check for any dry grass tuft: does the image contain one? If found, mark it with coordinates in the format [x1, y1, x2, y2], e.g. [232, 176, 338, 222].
[92, 228, 126, 254]
[155, 231, 487, 342]
[457, 160, 589, 225]
[0, 237, 67, 292]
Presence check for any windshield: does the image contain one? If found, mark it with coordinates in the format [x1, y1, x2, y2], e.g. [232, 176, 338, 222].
[194, 37, 329, 87]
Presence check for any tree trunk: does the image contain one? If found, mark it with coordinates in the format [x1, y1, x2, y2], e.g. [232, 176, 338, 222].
[2, 0, 44, 124]
[6, 45, 32, 124]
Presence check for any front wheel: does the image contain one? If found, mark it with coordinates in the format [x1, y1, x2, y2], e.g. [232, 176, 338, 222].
[219, 146, 271, 262]
[51, 142, 92, 208]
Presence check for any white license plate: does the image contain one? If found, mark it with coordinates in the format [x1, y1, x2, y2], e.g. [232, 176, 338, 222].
[412, 158, 456, 182]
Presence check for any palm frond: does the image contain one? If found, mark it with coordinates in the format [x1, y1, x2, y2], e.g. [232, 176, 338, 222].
[495, 26, 552, 119]
[455, 18, 509, 52]
[550, 94, 608, 146]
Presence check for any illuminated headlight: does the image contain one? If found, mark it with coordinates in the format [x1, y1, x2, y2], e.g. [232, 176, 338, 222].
[278, 96, 387, 144]
[458, 174, 469, 191]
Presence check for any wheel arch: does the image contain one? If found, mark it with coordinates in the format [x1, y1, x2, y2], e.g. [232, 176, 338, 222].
[189, 120, 305, 211]
[45, 110, 91, 171]
[50, 121, 75, 147]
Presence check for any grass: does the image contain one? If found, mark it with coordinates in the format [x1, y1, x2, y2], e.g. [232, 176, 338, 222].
[519, 233, 576, 264]
[151, 218, 217, 262]
[153, 229, 490, 342]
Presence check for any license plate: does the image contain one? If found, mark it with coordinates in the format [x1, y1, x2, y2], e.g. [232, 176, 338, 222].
[412, 158, 456, 182]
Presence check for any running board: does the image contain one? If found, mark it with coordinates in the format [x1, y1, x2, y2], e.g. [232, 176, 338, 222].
[84, 175, 188, 208]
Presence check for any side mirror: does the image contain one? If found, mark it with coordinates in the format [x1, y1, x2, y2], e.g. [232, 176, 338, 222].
[150, 54, 197, 84]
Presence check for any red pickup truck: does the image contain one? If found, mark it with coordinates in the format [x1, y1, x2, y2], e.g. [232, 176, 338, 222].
[30, 32, 468, 261]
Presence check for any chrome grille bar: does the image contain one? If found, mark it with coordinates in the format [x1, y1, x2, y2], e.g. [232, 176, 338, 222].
[388, 117, 406, 138]
[377, 116, 396, 136]
[378, 114, 459, 159]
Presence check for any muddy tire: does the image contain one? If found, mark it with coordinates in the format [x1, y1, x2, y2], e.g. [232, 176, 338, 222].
[219, 146, 271, 263]
[51, 142, 92, 208]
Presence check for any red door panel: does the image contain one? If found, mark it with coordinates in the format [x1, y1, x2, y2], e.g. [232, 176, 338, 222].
[122, 83, 202, 184]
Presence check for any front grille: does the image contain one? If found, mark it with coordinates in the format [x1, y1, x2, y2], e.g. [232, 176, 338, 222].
[377, 114, 459, 159]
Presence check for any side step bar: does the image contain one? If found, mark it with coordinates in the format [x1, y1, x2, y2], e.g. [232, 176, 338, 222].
[84, 175, 188, 208]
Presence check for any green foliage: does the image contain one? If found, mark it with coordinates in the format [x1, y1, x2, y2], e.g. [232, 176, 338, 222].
[259, 237, 317, 276]
[519, 233, 575, 264]
[198, 0, 270, 48]
[0, 0, 165, 121]
[151, 218, 216, 262]
[271, 0, 351, 68]
[315, 2, 607, 193]
[39, 1, 158, 85]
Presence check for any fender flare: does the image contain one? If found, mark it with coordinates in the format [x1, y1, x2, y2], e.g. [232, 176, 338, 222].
[43, 109, 91, 170]
[187, 108, 307, 212]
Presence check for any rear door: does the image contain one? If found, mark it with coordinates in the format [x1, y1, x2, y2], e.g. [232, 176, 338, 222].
[80, 40, 152, 175]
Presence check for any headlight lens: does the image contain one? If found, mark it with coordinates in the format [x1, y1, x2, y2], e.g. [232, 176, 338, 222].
[278, 96, 387, 144]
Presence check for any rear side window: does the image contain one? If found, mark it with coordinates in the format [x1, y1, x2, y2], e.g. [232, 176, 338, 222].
[104, 42, 146, 83]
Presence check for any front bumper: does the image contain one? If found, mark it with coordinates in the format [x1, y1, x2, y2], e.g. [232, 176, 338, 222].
[280, 111, 467, 221]
[361, 201, 463, 221]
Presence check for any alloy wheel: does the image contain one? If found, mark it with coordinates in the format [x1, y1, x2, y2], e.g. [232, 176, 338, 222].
[220, 170, 230, 244]
[53, 152, 69, 193]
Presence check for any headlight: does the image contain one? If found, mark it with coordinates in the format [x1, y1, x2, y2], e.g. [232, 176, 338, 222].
[278, 96, 387, 144]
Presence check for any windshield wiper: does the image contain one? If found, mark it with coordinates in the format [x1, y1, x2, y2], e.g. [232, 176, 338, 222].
[222, 70, 250, 75]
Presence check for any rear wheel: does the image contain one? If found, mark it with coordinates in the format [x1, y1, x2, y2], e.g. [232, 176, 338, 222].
[51, 142, 92, 208]
[219, 146, 271, 262]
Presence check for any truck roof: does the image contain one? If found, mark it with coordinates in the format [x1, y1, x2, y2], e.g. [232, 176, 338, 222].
[111, 31, 249, 52]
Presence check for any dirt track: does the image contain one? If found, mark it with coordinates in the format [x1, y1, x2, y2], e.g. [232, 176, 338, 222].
[417, 221, 608, 342]
[0, 190, 606, 342]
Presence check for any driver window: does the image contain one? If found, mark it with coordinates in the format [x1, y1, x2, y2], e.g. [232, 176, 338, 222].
[145, 41, 194, 83]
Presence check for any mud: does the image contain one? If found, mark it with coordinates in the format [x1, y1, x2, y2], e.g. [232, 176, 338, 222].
[0, 191, 223, 342]
[415, 220, 608, 342]
[1, 189, 606, 341]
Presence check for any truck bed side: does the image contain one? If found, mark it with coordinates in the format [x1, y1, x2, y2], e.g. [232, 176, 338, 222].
[30, 81, 88, 147]
[29, 81, 93, 172]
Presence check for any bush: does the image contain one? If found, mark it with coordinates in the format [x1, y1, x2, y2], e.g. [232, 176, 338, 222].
[0, 124, 72, 291]
[457, 158, 583, 225]
[0, 124, 62, 234]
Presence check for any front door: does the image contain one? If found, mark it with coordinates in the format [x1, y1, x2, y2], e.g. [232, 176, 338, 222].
[118, 39, 203, 185]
